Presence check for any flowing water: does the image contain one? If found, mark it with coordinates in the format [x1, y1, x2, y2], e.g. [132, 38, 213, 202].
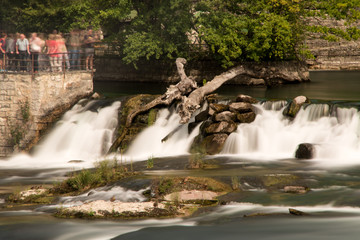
[1, 71, 360, 239]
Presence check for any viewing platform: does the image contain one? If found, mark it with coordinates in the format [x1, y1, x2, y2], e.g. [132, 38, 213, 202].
[0, 54, 94, 157]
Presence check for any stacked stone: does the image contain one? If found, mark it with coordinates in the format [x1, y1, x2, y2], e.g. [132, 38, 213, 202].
[189, 94, 257, 155]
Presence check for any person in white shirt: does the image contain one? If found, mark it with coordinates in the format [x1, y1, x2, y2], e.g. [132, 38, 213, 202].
[16, 34, 30, 72]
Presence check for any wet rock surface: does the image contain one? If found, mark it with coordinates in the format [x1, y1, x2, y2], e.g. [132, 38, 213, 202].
[295, 143, 316, 159]
[190, 94, 257, 155]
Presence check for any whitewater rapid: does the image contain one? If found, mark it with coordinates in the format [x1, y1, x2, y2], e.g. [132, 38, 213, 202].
[1, 99, 360, 169]
[0, 100, 121, 169]
[123, 101, 360, 168]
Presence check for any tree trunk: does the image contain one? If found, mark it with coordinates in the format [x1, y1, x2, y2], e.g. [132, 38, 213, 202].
[126, 58, 257, 126]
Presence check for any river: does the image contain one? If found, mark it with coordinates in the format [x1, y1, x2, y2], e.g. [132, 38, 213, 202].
[1, 71, 360, 240]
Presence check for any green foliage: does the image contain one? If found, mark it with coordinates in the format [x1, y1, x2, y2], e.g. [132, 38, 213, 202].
[20, 99, 30, 121]
[147, 156, 154, 169]
[147, 109, 158, 126]
[9, 124, 24, 146]
[2, 0, 360, 66]
[195, 0, 303, 67]
[66, 170, 98, 191]
[188, 152, 204, 169]
[122, 0, 193, 65]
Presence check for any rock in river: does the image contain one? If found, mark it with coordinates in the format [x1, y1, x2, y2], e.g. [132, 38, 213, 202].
[295, 143, 315, 159]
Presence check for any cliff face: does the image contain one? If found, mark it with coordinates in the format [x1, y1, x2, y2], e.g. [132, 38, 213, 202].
[306, 17, 360, 70]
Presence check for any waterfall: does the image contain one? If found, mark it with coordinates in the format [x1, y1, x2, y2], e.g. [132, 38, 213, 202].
[1, 100, 121, 169]
[123, 108, 200, 160]
[221, 101, 360, 167]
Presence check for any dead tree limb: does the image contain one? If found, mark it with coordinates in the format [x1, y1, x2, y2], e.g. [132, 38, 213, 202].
[126, 58, 259, 127]
[125, 58, 197, 127]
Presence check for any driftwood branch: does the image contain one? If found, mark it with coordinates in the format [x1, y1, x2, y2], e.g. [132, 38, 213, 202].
[125, 58, 197, 127]
[126, 58, 258, 127]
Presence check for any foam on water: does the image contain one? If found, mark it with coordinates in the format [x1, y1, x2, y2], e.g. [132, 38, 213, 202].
[221, 102, 360, 168]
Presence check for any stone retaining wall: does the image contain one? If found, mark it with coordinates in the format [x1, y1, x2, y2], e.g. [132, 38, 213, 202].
[306, 18, 360, 70]
[0, 71, 93, 158]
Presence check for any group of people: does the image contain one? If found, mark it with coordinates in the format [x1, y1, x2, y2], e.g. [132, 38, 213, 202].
[0, 29, 100, 73]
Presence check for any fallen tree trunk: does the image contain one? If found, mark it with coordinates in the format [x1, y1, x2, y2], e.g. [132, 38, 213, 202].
[125, 58, 197, 127]
[126, 58, 259, 126]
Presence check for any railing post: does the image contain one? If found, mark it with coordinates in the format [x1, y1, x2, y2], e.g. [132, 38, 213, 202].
[63, 53, 66, 78]
[32, 52, 34, 79]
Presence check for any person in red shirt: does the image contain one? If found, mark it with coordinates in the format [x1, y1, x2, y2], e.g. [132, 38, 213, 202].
[0, 33, 7, 71]
[46, 34, 61, 72]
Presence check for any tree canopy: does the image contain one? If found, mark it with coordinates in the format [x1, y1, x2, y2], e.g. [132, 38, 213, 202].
[1, 0, 360, 67]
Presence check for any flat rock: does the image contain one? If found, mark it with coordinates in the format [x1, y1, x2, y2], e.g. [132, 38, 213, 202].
[209, 103, 229, 115]
[205, 121, 237, 134]
[284, 186, 309, 194]
[229, 102, 253, 113]
[213, 111, 236, 122]
[164, 190, 218, 202]
[66, 200, 165, 216]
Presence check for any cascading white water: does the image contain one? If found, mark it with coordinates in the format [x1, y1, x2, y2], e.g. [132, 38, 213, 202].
[1, 100, 121, 169]
[222, 102, 360, 167]
[123, 108, 200, 161]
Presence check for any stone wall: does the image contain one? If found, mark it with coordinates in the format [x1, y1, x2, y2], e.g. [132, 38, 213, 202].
[306, 18, 360, 70]
[0, 71, 93, 158]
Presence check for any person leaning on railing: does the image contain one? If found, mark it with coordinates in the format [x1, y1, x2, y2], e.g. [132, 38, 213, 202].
[16, 34, 30, 72]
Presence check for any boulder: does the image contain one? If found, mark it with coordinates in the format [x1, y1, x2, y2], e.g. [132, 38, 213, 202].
[205, 121, 237, 135]
[195, 110, 209, 123]
[229, 102, 253, 113]
[213, 111, 236, 122]
[283, 95, 310, 118]
[208, 103, 229, 115]
[236, 111, 256, 123]
[235, 94, 258, 104]
[202, 133, 229, 155]
[190, 133, 229, 155]
[295, 143, 315, 159]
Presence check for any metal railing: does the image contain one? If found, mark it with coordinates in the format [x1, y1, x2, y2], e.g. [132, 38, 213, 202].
[1, 51, 94, 78]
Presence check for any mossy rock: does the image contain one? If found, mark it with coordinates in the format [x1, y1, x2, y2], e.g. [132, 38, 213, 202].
[110, 94, 160, 153]
[190, 133, 229, 155]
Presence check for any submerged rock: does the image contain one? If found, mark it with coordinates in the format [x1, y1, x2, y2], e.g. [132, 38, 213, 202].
[284, 186, 310, 194]
[295, 143, 315, 159]
[289, 208, 307, 216]
[283, 95, 310, 118]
